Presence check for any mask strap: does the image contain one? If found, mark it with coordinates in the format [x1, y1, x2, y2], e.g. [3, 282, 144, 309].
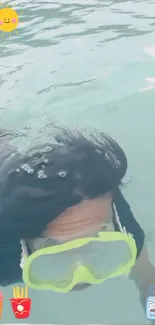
[20, 239, 28, 270]
[113, 203, 127, 234]
[113, 203, 133, 239]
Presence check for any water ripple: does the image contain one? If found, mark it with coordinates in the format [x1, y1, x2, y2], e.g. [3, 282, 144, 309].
[37, 78, 96, 94]
[0, 0, 155, 137]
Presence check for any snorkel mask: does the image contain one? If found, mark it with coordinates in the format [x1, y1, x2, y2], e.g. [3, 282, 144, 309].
[21, 205, 137, 293]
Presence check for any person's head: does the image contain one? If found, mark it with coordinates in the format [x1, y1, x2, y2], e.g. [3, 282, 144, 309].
[0, 129, 127, 241]
[0, 128, 128, 286]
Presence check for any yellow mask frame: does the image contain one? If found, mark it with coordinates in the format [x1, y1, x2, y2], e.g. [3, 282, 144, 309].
[22, 231, 137, 293]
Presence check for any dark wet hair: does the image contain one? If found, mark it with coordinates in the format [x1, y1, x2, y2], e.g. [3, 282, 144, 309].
[0, 129, 127, 285]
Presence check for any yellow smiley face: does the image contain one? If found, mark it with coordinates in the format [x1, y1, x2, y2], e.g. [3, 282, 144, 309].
[0, 8, 18, 32]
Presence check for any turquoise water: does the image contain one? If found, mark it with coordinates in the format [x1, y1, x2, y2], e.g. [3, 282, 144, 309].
[1, 0, 155, 323]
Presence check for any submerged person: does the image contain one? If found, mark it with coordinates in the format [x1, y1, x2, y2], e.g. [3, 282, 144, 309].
[0, 129, 154, 312]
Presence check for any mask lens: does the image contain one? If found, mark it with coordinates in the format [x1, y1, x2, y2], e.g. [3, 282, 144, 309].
[29, 239, 132, 287]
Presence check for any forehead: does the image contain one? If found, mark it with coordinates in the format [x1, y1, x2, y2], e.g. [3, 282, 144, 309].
[45, 195, 113, 232]
[58, 194, 112, 217]
[44, 195, 114, 242]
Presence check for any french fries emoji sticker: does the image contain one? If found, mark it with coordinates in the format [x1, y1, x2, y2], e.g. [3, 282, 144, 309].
[10, 285, 31, 319]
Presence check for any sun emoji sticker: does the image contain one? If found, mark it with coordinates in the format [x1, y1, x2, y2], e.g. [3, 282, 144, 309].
[0, 3, 23, 37]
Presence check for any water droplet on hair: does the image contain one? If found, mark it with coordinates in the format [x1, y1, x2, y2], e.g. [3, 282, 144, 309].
[41, 165, 46, 168]
[21, 164, 34, 175]
[37, 170, 47, 179]
[58, 170, 67, 178]
[115, 159, 120, 168]
[105, 153, 110, 160]
[27, 168, 34, 175]
[44, 146, 53, 152]
[21, 164, 30, 172]
[16, 168, 20, 173]
[43, 159, 49, 164]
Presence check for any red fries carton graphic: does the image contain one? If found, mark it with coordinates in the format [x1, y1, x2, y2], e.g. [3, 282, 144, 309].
[10, 285, 31, 319]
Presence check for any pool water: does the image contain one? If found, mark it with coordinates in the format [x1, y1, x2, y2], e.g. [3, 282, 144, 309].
[0, 0, 155, 323]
